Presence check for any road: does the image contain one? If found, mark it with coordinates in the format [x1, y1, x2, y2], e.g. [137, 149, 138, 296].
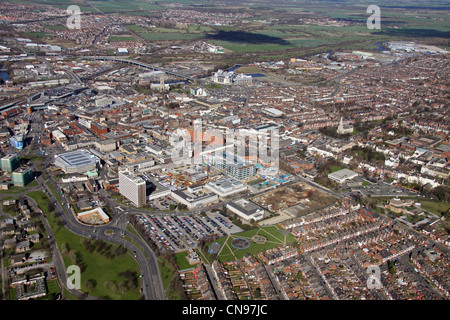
[83, 56, 195, 82]
[20, 115, 166, 300]
[36, 174, 166, 300]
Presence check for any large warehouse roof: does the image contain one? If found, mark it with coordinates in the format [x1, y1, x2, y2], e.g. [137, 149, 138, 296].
[55, 150, 98, 173]
[56, 150, 97, 167]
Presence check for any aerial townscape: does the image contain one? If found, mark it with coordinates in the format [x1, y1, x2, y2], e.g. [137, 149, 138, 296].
[0, 0, 449, 305]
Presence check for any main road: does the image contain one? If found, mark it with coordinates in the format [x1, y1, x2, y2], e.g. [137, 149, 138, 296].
[36, 174, 166, 300]
[82, 56, 196, 82]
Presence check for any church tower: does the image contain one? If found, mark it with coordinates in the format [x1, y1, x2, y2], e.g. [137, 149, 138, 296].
[337, 116, 344, 134]
[337, 115, 353, 135]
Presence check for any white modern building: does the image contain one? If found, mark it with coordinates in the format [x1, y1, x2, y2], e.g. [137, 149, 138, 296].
[204, 177, 247, 199]
[142, 174, 171, 201]
[263, 108, 285, 118]
[211, 69, 234, 84]
[328, 168, 359, 184]
[227, 199, 265, 222]
[171, 188, 218, 210]
[233, 73, 252, 85]
[211, 70, 252, 85]
[118, 171, 147, 207]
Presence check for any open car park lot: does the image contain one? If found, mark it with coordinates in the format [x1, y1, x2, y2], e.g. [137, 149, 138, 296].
[135, 211, 243, 252]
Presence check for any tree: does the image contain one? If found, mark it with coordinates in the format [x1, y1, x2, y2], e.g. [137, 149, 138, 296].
[254, 287, 262, 299]
[118, 281, 128, 294]
[432, 186, 450, 202]
[85, 279, 97, 291]
[104, 280, 117, 293]
[114, 245, 127, 256]
[60, 243, 69, 255]
[388, 260, 396, 275]
[118, 270, 138, 290]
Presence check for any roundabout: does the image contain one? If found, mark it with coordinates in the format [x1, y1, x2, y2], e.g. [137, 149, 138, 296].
[104, 229, 115, 236]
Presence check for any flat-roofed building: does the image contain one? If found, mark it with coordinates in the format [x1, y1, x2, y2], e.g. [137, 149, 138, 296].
[94, 139, 117, 152]
[210, 154, 257, 181]
[52, 129, 67, 143]
[227, 199, 265, 222]
[263, 108, 284, 118]
[171, 188, 218, 210]
[145, 144, 163, 155]
[122, 158, 156, 173]
[204, 176, 247, 199]
[12, 166, 33, 187]
[141, 173, 171, 201]
[54, 150, 98, 174]
[328, 168, 358, 184]
[15, 275, 47, 300]
[119, 170, 147, 207]
[1, 154, 20, 172]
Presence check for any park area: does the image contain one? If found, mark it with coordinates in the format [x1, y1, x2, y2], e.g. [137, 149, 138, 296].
[37, 190, 142, 300]
[203, 225, 296, 263]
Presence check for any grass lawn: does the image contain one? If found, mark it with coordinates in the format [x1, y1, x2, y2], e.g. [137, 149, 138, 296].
[173, 250, 200, 271]
[36, 278, 61, 300]
[139, 32, 202, 41]
[41, 192, 142, 300]
[218, 43, 295, 53]
[420, 200, 450, 217]
[109, 36, 137, 42]
[330, 165, 345, 173]
[158, 257, 181, 300]
[27, 190, 52, 212]
[45, 25, 68, 31]
[0, 180, 39, 195]
[46, 182, 62, 206]
[60, 236, 142, 300]
[206, 225, 295, 263]
[125, 24, 149, 31]
[1, 203, 19, 216]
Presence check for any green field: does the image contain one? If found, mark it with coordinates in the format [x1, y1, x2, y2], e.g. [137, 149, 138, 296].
[7, 0, 450, 57]
[420, 200, 450, 217]
[125, 24, 151, 32]
[108, 36, 137, 42]
[205, 225, 295, 263]
[27, 190, 53, 211]
[86, 0, 163, 12]
[24, 32, 53, 38]
[37, 190, 142, 300]
[139, 32, 203, 41]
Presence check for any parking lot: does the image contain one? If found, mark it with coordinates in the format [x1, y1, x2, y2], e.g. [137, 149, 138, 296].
[135, 212, 242, 252]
